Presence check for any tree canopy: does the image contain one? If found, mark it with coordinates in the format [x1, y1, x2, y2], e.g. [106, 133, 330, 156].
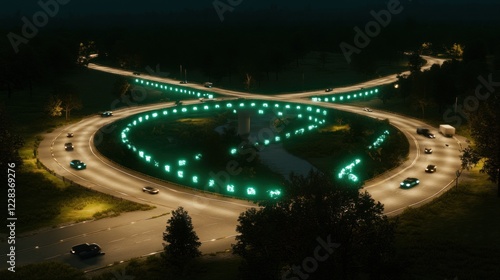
[232, 171, 397, 280]
[162, 207, 202, 267]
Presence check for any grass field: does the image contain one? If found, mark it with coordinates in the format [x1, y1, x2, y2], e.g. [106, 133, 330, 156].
[394, 166, 500, 279]
[0, 69, 156, 235]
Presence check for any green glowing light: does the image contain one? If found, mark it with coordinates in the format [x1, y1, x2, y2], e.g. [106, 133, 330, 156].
[337, 159, 361, 182]
[227, 184, 235, 193]
[177, 171, 184, 178]
[178, 160, 186, 166]
[164, 165, 171, 172]
[208, 179, 215, 187]
[269, 189, 281, 198]
[230, 148, 237, 155]
[247, 187, 256, 195]
[195, 154, 202, 160]
[192, 176, 198, 183]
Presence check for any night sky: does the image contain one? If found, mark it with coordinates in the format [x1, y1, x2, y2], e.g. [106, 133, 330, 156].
[1, 0, 499, 23]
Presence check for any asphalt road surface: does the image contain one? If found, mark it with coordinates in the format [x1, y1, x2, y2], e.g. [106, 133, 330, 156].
[2, 56, 463, 272]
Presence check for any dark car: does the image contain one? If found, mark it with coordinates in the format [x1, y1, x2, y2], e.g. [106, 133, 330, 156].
[70, 160, 86, 170]
[67, 132, 74, 137]
[424, 147, 433, 154]
[325, 88, 333, 92]
[180, 80, 187, 84]
[400, 177, 420, 189]
[425, 164, 437, 173]
[417, 128, 435, 139]
[64, 143, 74, 151]
[101, 111, 113, 117]
[143, 186, 159, 194]
[204, 82, 213, 88]
[71, 243, 102, 259]
[132, 71, 140, 75]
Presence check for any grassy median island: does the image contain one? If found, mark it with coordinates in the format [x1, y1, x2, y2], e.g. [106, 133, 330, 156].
[283, 110, 409, 181]
[96, 110, 285, 200]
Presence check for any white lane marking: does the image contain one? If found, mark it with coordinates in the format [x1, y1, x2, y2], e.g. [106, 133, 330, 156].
[109, 238, 125, 243]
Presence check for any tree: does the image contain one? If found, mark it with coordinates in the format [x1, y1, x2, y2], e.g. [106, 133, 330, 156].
[244, 73, 254, 91]
[162, 207, 201, 268]
[408, 53, 425, 74]
[45, 95, 63, 117]
[460, 147, 481, 171]
[61, 93, 83, 121]
[232, 171, 398, 280]
[447, 43, 464, 59]
[468, 93, 500, 197]
[53, 83, 82, 121]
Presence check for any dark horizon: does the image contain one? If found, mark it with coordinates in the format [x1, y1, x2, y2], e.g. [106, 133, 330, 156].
[1, 0, 499, 27]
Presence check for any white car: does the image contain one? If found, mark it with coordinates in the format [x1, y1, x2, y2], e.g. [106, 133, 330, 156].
[363, 107, 373, 112]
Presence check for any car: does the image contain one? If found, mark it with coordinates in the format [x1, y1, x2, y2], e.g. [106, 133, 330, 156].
[204, 82, 213, 88]
[64, 143, 74, 151]
[71, 243, 102, 259]
[143, 186, 159, 194]
[400, 177, 420, 189]
[363, 107, 373, 112]
[70, 160, 86, 170]
[325, 88, 333, 92]
[425, 164, 437, 173]
[101, 111, 113, 117]
[424, 147, 433, 154]
[417, 128, 435, 139]
[180, 80, 187, 84]
[132, 71, 140, 75]
[67, 132, 74, 138]
[175, 100, 183, 106]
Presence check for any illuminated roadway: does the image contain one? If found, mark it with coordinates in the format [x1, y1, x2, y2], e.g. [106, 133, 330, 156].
[4, 56, 465, 272]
